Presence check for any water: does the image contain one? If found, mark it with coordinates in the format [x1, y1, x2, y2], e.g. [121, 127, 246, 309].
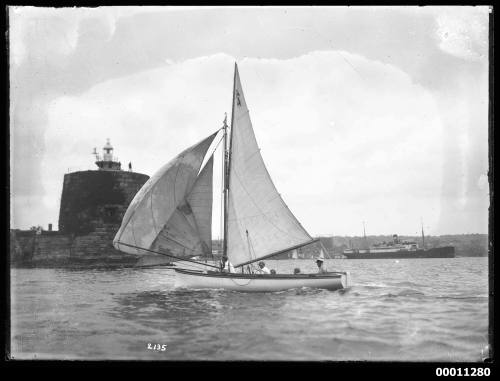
[10, 257, 489, 361]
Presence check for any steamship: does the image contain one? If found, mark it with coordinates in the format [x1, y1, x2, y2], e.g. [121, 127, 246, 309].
[342, 234, 455, 259]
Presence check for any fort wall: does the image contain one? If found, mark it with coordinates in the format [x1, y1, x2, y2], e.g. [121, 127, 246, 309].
[11, 170, 149, 267]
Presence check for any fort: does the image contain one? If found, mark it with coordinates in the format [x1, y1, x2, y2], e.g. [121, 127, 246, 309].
[10, 140, 150, 267]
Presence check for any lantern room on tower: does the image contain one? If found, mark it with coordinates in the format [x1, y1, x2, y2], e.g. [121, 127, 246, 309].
[94, 139, 121, 171]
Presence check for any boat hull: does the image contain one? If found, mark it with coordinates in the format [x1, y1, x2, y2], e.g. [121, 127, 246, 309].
[174, 268, 350, 292]
[343, 246, 455, 259]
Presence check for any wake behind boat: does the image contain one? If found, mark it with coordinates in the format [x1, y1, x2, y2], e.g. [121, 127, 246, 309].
[113, 63, 350, 292]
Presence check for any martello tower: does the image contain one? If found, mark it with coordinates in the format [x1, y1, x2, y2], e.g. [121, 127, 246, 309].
[59, 140, 149, 238]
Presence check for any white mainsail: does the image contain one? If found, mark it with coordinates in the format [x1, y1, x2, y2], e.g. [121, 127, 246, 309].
[226, 64, 314, 267]
[113, 133, 217, 258]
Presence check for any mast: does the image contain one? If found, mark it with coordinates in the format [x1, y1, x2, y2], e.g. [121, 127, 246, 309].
[421, 218, 426, 249]
[362, 220, 368, 249]
[221, 114, 228, 258]
[222, 62, 238, 259]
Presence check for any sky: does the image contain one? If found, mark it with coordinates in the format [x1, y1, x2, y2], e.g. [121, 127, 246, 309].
[9, 6, 490, 237]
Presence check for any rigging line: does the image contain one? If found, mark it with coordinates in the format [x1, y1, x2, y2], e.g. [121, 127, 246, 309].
[245, 229, 253, 261]
[235, 238, 320, 268]
[225, 66, 237, 259]
[220, 138, 225, 258]
[230, 168, 312, 242]
[217, 115, 227, 260]
[130, 214, 141, 255]
[247, 230, 258, 261]
[320, 241, 332, 260]
[157, 230, 197, 253]
[177, 264, 212, 272]
[149, 191, 159, 237]
[165, 259, 210, 272]
[115, 241, 220, 269]
[173, 256, 216, 271]
[220, 146, 225, 260]
[227, 196, 251, 260]
[171, 156, 184, 207]
[206, 131, 225, 163]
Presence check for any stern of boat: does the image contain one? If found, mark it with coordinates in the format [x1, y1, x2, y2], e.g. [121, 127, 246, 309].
[341, 271, 351, 289]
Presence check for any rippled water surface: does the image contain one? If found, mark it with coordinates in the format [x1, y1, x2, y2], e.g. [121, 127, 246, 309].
[10, 257, 489, 361]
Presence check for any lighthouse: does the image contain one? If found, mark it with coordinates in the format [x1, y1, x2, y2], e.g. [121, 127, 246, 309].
[58, 139, 149, 237]
[94, 139, 121, 171]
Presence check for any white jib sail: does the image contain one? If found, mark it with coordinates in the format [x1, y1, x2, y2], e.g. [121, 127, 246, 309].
[113, 133, 217, 258]
[227, 64, 313, 267]
[184, 155, 214, 254]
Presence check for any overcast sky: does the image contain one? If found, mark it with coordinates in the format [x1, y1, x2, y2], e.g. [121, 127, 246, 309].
[9, 6, 490, 237]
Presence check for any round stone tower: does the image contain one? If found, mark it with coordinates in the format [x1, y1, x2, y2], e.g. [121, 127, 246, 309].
[59, 140, 149, 237]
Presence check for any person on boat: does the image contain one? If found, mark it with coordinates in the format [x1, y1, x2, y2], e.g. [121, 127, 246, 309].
[270, 269, 276, 275]
[256, 261, 271, 274]
[220, 256, 235, 273]
[316, 259, 328, 274]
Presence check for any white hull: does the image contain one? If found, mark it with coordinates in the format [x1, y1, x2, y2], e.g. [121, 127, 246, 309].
[174, 269, 350, 292]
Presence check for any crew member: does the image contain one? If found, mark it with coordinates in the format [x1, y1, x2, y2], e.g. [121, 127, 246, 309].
[220, 256, 235, 273]
[316, 258, 328, 274]
[256, 261, 271, 274]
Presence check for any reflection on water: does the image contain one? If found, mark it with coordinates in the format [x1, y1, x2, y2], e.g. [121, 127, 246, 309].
[10, 257, 489, 361]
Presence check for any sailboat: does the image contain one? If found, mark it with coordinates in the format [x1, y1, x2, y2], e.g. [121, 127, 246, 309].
[113, 63, 350, 292]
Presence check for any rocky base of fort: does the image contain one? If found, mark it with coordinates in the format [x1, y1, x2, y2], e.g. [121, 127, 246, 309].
[11, 257, 141, 269]
[10, 229, 144, 268]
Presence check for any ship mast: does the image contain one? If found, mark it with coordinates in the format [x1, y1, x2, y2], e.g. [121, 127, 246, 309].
[222, 63, 238, 259]
[362, 220, 368, 249]
[421, 218, 426, 249]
